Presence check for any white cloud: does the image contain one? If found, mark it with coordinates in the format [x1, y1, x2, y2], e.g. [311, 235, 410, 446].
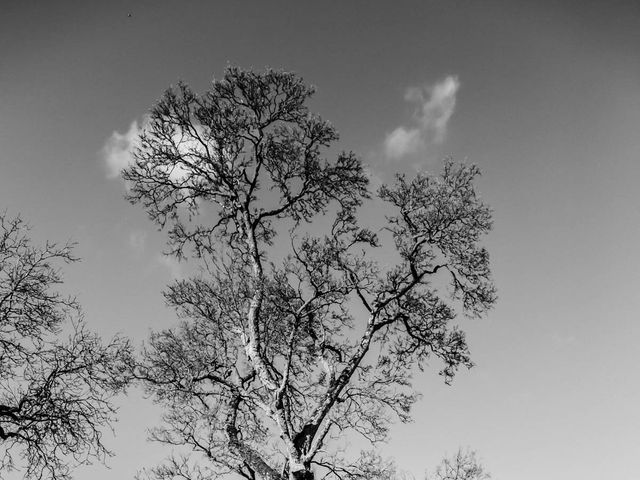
[101, 117, 148, 178]
[384, 75, 460, 160]
[101, 116, 212, 183]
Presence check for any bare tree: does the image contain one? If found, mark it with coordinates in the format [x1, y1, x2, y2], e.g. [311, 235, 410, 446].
[0, 213, 131, 479]
[124, 67, 496, 480]
[426, 449, 490, 480]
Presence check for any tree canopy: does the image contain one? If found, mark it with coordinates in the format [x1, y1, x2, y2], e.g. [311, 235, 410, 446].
[0, 213, 131, 479]
[124, 67, 496, 480]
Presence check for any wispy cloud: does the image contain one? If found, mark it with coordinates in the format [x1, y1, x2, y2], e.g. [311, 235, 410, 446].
[157, 254, 184, 280]
[128, 230, 147, 253]
[101, 117, 148, 178]
[363, 167, 384, 192]
[384, 75, 460, 160]
[551, 332, 579, 348]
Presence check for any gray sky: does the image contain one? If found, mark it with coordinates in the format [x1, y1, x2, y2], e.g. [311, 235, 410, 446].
[1, 1, 640, 479]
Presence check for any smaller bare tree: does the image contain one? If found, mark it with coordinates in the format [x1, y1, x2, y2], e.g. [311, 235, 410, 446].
[427, 449, 490, 480]
[0, 213, 131, 480]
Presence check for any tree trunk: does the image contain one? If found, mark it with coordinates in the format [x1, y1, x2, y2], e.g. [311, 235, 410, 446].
[291, 469, 314, 480]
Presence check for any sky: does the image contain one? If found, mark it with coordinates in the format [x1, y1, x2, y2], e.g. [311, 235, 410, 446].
[1, 1, 640, 478]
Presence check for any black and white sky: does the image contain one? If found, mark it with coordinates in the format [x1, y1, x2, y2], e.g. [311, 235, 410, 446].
[1, 1, 640, 479]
